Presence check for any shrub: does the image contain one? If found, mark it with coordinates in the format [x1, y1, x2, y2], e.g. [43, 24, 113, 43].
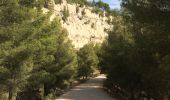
[91, 23, 95, 29]
[62, 6, 70, 22]
[104, 28, 108, 32]
[84, 20, 90, 24]
[77, 44, 99, 79]
[66, 0, 89, 6]
[76, 7, 80, 13]
[107, 17, 112, 24]
[78, 16, 83, 20]
[81, 9, 86, 16]
[91, 7, 101, 14]
[54, 0, 63, 4]
[99, 12, 104, 17]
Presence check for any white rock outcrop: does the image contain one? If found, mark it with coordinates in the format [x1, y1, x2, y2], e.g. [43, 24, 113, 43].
[43, 0, 113, 49]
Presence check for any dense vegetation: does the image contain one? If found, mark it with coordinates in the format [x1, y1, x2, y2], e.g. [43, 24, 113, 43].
[66, 0, 89, 5]
[0, 0, 99, 100]
[1, 0, 170, 100]
[100, 0, 170, 100]
[62, 6, 70, 22]
[54, 0, 63, 4]
[77, 43, 99, 79]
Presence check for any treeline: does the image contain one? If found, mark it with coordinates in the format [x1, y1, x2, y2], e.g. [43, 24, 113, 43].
[60, 0, 114, 16]
[54, 0, 90, 5]
[0, 0, 99, 100]
[100, 0, 170, 100]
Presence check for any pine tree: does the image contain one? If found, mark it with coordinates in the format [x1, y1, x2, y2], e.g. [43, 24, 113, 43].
[77, 43, 99, 79]
[0, 0, 77, 99]
[101, 0, 170, 99]
[0, 0, 40, 99]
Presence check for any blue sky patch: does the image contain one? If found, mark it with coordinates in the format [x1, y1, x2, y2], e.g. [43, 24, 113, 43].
[88, 0, 121, 9]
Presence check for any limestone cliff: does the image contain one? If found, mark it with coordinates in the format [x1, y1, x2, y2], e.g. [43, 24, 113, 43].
[43, 0, 113, 49]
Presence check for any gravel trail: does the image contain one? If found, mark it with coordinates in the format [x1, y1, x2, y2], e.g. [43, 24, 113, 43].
[56, 75, 116, 100]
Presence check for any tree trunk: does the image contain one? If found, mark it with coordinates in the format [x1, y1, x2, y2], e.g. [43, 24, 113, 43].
[8, 86, 13, 100]
[128, 91, 136, 100]
[147, 96, 151, 100]
[40, 84, 45, 100]
[85, 75, 87, 80]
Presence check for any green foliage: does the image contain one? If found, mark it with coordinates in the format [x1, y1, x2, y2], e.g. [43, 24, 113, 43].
[91, 0, 117, 17]
[91, 23, 95, 29]
[95, 0, 110, 12]
[46, 0, 55, 10]
[0, 1, 41, 99]
[91, 7, 106, 17]
[54, 0, 63, 4]
[104, 28, 108, 32]
[101, 0, 170, 99]
[106, 17, 112, 24]
[62, 6, 70, 22]
[76, 6, 80, 13]
[84, 20, 90, 25]
[0, 1, 77, 100]
[19, 0, 47, 8]
[91, 7, 102, 14]
[77, 43, 99, 79]
[122, 1, 170, 99]
[81, 9, 86, 16]
[21, 18, 77, 99]
[99, 11, 104, 17]
[66, 0, 89, 6]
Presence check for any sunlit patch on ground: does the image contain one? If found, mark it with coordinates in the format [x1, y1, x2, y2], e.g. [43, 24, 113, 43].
[56, 75, 115, 100]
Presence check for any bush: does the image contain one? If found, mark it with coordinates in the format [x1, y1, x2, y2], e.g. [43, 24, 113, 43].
[99, 12, 104, 17]
[104, 28, 108, 32]
[76, 7, 80, 13]
[77, 44, 99, 80]
[91, 23, 95, 29]
[84, 20, 90, 24]
[66, 0, 90, 6]
[91, 7, 101, 14]
[107, 17, 112, 24]
[81, 9, 86, 16]
[54, 0, 63, 4]
[78, 16, 83, 20]
[62, 6, 70, 21]
[95, 0, 110, 12]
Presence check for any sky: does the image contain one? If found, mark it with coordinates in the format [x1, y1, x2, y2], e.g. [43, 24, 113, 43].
[88, 0, 121, 9]
[102, 0, 121, 9]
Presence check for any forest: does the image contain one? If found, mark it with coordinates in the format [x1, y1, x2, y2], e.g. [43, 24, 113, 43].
[0, 0, 170, 100]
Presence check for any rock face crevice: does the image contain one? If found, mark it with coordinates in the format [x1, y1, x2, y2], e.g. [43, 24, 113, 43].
[43, 0, 113, 49]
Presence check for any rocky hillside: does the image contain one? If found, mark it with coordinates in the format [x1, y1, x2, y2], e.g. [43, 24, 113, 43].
[43, 0, 113, 49]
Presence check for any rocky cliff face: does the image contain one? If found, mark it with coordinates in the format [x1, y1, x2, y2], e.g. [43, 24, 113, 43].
[43, 0, 113, 49]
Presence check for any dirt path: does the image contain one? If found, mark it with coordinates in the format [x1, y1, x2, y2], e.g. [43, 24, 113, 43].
[56, 75, 116, 100]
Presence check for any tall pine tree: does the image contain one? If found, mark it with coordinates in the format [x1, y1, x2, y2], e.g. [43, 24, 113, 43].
[0, 0, 77, 100]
